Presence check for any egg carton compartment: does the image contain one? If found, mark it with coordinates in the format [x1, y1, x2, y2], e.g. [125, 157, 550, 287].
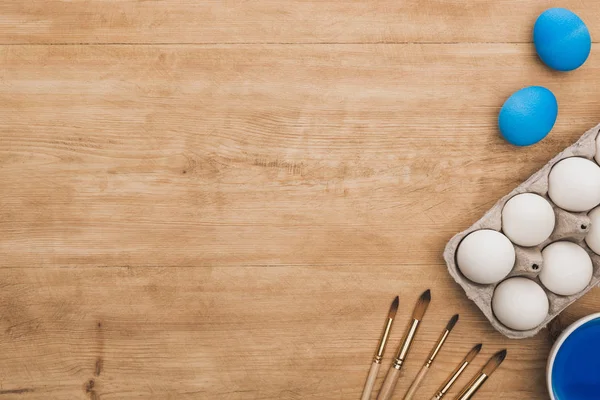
[444, 123, 600, 339]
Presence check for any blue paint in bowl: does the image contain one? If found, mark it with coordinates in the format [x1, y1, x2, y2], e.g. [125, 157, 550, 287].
[548, 314, 600, 400]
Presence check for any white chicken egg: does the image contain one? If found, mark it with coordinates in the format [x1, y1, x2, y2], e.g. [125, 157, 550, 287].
[585, 205, 600, 254]
[502, 193, 555, 246]
[456, 230, 515, 284]
[548, 157, 600, 212]
[492, 277, 549, 331]
[540, 241, 592, 296]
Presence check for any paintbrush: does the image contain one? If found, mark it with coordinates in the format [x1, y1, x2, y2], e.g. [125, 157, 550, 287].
[377, 289, 431, 400]
[431, 343, 482, 400]
[403, 314, 459, 400]
[454, 349, 507, 400]
[360, 296, 399, 400]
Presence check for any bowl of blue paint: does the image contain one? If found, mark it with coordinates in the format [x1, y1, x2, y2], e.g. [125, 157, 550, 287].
[547, 313, 600, 400]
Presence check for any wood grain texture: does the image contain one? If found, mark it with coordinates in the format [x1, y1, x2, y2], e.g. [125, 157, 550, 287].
[1, 2, 600, 399]
[1, 266, 598, 399]
[1, 1, 600, 44]
[2, 44, 600, 268]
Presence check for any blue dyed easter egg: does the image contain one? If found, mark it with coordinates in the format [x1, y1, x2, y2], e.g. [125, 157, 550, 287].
[498, 86, 558, 146]
[534, 8, 591, 71]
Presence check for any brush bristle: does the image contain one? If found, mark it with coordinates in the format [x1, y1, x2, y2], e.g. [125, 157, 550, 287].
[446, 314, 459, 331]
[466, 343, 482, 362]
[412, 289, 431, 320]
[388, 296, 399, 319]
[482, 349, 507, 375]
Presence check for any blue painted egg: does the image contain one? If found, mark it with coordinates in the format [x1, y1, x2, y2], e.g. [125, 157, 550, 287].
[498, 86, 558, 146]
[534, 8, 591, 71]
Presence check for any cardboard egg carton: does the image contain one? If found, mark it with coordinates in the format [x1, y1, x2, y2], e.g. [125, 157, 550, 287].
[444, 123, 600, 339]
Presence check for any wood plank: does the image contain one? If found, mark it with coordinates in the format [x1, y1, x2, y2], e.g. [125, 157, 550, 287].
[2, 44, 600, 268]
[1, 1, 600, 44]
[0, 266, 596, 399]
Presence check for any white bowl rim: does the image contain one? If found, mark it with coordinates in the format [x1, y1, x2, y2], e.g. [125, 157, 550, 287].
[547, 312, 600, 400]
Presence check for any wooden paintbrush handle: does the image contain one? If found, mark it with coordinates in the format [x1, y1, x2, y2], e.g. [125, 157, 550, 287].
[361, 362, 381, 400]
[377, 366, 401, 400]
[403, 364, 429, 400]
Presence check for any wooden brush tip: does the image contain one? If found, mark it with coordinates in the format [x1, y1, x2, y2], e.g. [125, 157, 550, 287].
[482, 349, 507, 376]
[389, 296, 399, 319]
[446, 314, 459, 331]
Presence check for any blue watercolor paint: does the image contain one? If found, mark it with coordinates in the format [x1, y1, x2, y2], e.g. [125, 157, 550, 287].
[551, 318, 600, 399]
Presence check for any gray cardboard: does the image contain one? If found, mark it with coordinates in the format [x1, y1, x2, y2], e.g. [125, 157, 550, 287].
[444, 123, 600, 339]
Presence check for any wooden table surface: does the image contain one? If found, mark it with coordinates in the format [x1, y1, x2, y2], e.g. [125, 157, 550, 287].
[1, 1, 600, 399]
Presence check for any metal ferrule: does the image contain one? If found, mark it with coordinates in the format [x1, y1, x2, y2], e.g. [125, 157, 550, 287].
[427, 329, 450, 367]
[457, 373, 488, 400]
[434, 361, 470, 399]
[392, 319, 420, 369]
[392, 357, 404, 370]
[373, 317, 394, 364]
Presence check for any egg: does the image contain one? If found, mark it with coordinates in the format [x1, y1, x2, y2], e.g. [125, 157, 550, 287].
[541, 241, 593, 296]
[456, 230, 515, 284]
[548, 157, 600, 212]
[502, 193, 555, 247]
[498, 86, 558, 146]
[585, 205, 600, 254]
[534, 8, 591, 72]
[492, 277, 549, 331]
